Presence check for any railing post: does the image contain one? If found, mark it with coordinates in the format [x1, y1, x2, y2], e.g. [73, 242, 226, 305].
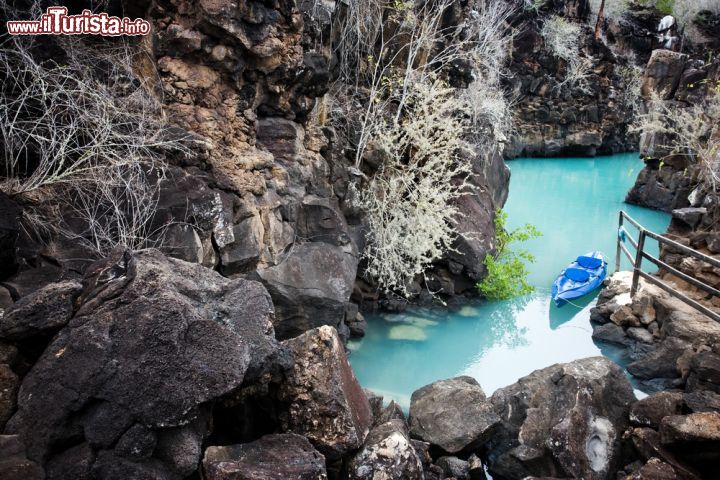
[631, 229, 646, 297]
[615, 211, 624, 273]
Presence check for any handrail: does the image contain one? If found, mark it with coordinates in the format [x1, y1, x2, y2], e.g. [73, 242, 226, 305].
[616, 210, 720, 323]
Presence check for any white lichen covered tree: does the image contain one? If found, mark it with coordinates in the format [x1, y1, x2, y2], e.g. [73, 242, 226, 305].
[356, 80, 473, 295]
[332, 0, 516, 295]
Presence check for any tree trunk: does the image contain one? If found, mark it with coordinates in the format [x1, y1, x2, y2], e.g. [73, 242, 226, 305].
[594, 0, 606, 41]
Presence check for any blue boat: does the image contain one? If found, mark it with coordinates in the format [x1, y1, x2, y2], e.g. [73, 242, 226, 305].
[552, 251, 607, 307]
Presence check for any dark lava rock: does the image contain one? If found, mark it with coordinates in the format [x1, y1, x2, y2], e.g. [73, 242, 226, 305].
[659, 412, 720, 444]
[203, 433, 327, 480]
[257, 242, 358, 340]
[627, 337, 690, 380]
[641, 50, 688, 100]
[659, 412, 720, 475]
[0, 435, 44, 480]
[45, 442, 94, 480]
[5, 249, 283, 476]
[627, 427, 701, 479]
[592, 323, 631, 346]
[687, 350, 720, 393]
[436, 456, 470, 480]
[0, 280, 82, 341]
[0, 193, 21, 281]
[375, 400, 406, 426]
[409, 376, 500, 454]
[671, 208, 707, 230]
[629, 392, 685, 429]
[684, 390, 720, 413]
[631, 458, 678, 480]
[489, 357, 636, 480]
[279, 325, 373, 460]
[346, 419, 423, 480]
[0, 363, 19, 430]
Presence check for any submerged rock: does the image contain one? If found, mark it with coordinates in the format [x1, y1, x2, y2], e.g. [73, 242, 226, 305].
[409, 376, 500, 454]
[489, 357, 636, 480]
[279, 325, 373, 460]
[203, 434, 327, 480]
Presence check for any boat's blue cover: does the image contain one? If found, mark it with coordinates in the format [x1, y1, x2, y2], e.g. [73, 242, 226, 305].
[552, 251, 607, 307]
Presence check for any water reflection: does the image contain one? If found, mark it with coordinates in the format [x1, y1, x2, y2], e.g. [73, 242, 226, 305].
[548, 292, 596, 330]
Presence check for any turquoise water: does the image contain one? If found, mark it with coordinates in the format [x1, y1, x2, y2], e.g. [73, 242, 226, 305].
[348, 153, 671, 409]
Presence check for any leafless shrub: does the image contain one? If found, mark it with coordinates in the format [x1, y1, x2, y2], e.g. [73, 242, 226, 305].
[673, 0, 720, 28]
[616, 64, 644, 115]
[541, 15, 593, 94]
[633, 90, 720, 193]
[0, 32, 187, 255]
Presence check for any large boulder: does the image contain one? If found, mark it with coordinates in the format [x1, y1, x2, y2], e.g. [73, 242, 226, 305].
[409, 376, 501, 454]
[641, 50, 688, 100]
[659, 412, 720, 476]
[489, 357, 636, 480]
[346, 419, 424, 480]
[203, 434, 327, 480]
[5, 249, 284, 476]
[630, 392, 685, 429]
[257, 242, 358, 339]
[279, 325, 372, 460]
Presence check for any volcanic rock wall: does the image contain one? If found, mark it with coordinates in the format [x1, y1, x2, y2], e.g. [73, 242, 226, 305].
[0, 0, 510, 339]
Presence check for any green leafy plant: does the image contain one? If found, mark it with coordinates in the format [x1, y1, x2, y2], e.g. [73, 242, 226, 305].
[655, 0, 674, 15]
[477, 210, 542, 300]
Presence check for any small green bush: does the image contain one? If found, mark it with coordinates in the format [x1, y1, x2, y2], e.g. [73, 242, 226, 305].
[655, 0, 674, 15]
[477, 210, 542, 300]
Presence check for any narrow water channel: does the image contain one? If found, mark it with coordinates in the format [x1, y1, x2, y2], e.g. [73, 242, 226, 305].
[348, 153, 671, 409]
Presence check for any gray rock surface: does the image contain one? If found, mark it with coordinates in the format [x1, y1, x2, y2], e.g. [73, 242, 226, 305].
[346, 419, 423, 480]
[489, 357, 636, 480]
[203, 434, 327, 480]
[409, 376, 500, 454]
[279, 325, 373, 460]
[257, 243, 358, 340]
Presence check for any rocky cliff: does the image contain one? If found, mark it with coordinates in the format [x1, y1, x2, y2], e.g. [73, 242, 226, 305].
[0, 0, 510, 345]
[503, 1, 652, 159]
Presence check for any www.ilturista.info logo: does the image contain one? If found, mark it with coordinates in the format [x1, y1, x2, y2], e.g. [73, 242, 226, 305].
[7, 7, 151, 36]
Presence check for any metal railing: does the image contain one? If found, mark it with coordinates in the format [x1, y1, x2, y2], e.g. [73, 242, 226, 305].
[616, 210, 720, 323]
